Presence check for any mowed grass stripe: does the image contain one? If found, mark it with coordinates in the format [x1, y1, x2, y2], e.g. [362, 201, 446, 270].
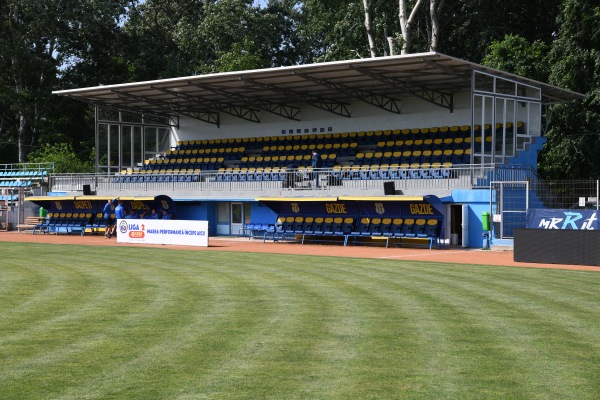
[16, 250, 271, 400]
[0, 243, 599, 399]
[0, 246, 221, 396]
[393, 266, 571, 398]
[53, 251, 306, 399]
[427, 266, 600, 398]
[280, 259, 446, 398]
[169, 258, 366, 399]
[224, 261, 366, 399]
[311, 260, 477, 397]
[303, 260, 600, 398]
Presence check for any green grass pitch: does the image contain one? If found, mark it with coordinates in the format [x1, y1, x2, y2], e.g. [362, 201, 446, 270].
[1, 242, 600, 399]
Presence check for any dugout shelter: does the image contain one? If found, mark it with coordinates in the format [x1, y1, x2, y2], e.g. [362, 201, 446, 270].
[25, 195, 175, 235]
[47, 52, 584, 247]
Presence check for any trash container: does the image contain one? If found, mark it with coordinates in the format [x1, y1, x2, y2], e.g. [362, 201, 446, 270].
[482, 232, 490, 250]
[39, 207, 48, 218]
[481, 211, 491, 231]
[450, 233, 459, 246]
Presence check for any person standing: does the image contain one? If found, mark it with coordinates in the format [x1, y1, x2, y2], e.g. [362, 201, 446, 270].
[103, 199, 114, 238]
[311, 149, 323, 188]
[113, 199, 125, 238]
[115, 200, 125, 220]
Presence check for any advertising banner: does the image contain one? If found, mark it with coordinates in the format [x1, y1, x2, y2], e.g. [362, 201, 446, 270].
[526, 209, 599, 230]
[117, 219, 209, 246]
[259, 195, 444, 219]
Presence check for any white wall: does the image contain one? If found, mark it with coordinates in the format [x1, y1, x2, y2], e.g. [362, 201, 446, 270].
[172, 91, 474, 145]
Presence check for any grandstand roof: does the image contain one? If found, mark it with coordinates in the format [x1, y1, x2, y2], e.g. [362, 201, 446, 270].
[53, 52, 585, 125]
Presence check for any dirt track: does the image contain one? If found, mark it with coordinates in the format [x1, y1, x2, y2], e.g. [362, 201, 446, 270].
[1, 231, 598, 272]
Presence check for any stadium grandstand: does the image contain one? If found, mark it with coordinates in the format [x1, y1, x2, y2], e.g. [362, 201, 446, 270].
[0, 163, 53, 231]
[19, 52, 583, 248]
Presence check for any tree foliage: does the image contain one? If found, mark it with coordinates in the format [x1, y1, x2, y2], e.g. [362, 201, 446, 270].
[0, 0, 598, 179]
[27, 143, 94, 173]
[438, 0, 562, 63]
[0, 0, 129, 164]
[539, 0, 600, 179]
[482, 35, 550, 82]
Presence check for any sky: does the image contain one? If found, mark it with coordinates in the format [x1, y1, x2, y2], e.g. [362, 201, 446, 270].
[253, 0, 268, 8]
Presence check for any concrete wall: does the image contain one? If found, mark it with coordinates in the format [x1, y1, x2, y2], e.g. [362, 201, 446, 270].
[172, 200, 277, 236]
[171, 91, 473, 145]
[446, 189, 492, 249]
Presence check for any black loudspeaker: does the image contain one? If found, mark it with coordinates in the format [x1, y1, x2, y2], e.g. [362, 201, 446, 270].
[82, 184, 91, 195]
[383, 181, 395, 195]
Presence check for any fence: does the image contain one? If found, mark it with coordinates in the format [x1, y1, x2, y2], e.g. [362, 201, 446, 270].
[0, 162, 55, 173]
[48, 165, 503, 196]
[537, 180, 599, 209]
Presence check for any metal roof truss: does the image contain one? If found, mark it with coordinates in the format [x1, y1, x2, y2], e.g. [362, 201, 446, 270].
[242, 78, 352, 118]
[354, 66, 454, 112]
[153, 87, 261, 124]
[294, 72, 402, 114]
[112, 90, 219, 126]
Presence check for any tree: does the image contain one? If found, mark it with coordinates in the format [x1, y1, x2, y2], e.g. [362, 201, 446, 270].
[398, 0, 424, 54]
[428, 0, 446, 51]
[0, 0, 130, 164]
[438, 0, 562, 63]
[123, 0, 303, 78]
[305, 0, 444, 60]
[362, 0, 378, 57]
[538, 0, 600, 179]
[299, 0, 379, 61]
[0, 1, 59, 162]
[27, 143, 94, 173]
[482, 34, 550, 82]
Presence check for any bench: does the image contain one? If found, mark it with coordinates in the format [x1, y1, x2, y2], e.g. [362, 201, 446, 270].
[239, 223, 273, 239]
[17, 216, 44, 233]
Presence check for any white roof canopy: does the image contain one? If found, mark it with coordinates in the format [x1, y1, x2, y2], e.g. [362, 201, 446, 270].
[53, 52, 585, 126]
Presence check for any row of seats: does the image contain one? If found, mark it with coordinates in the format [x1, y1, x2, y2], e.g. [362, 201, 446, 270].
[156, 137, 474, 170]
[0, 170, 47, 178]
[130, 146, 469, 177]
[262, 216, 442, 248]
[357, 148, 470, 166]
[33, 212, 94, 235]
[113, 161, 462, 184]
[239, 153, 337, 169]
[336, 164, 454, 181]
[125, 121, 522, 179]
[239, 223, 275, 239]
[0, 180, 33, 187]
[173, 122, 523, 153]
[374, 136, 470, 152]
[115, 162, 460, 185]
[145, 157, 224, 172]
[114, 172, 200, 183]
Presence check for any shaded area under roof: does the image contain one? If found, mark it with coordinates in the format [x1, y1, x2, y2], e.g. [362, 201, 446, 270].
[53, 52, 585, 126]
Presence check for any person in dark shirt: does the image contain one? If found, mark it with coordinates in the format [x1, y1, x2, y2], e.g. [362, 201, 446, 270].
[125, 209, 137, 219]
[311, 150, 323, 188]
[115, 200, 125, 220]
[103, 199, 114, 238]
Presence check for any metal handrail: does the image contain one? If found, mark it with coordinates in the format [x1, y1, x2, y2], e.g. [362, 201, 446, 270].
[47, 164, 507, 194]
[0, 162, 55, 173]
